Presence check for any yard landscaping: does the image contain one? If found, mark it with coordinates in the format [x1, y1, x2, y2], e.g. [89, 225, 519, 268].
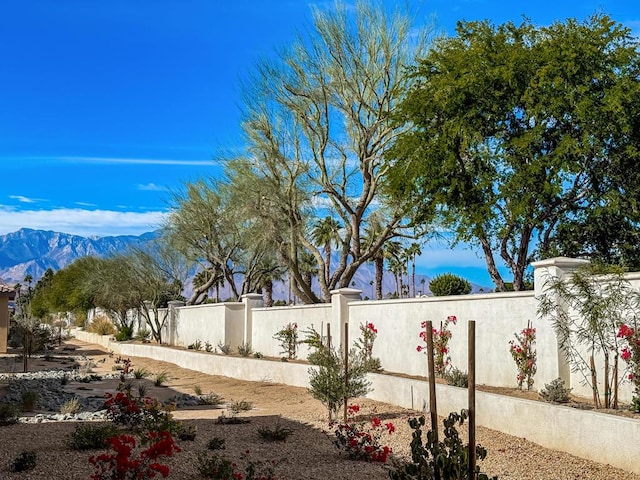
[0, 337, 638, 480]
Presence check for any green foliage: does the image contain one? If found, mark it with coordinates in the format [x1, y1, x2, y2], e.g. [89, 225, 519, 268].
[237, 341, 253, 357]
[273, 323, 298, 359]
[10, 451, 37, 473]
[308, 347, 372, 421]
[178, 424, 197, 441]
[228, 399, 253, 415]
[87, 315, 117, 335]
[153, 371, 170, 386]
[443, 367, 469, 388]
[20, 390, 39, 412]
[197, 452, 238, 479]
[198, 392, 225, 407]
[539, 378, 572, 404]
[68, 423, 119, 450]
[389, 410, 497, 480]
[133, 367, 150, 379]
[0, 403, 18, 426]
[115, 324, 134, 341]
[207, 436, 226, 450]
[257, 422, 294, 442]
[538, 263, 640, 408]
[217, 341, 232, 355]
[188, 339, 203, 350]
[387, 14, 640, 291]
[429, 273, 471, 297]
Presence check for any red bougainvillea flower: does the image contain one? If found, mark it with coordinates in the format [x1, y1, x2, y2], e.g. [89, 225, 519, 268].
[618, 324, 634, 338]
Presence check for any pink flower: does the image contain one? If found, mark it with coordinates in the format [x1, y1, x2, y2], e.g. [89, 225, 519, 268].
[621, 348, 632, 361]
[416, 345, 423, 352]
[617, 324, 634, 338]
[447, 315, 457, 324]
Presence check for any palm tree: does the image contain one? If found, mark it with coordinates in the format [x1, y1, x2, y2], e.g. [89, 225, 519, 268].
[405, 243, 422, 297]
[311, 217, 342, 293]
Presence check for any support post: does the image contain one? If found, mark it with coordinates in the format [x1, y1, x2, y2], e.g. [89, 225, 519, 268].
[468, 320, 476, 480]
[425, 321, 438, 441]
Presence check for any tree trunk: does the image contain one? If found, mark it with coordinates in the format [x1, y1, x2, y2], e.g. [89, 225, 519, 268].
[479, 236, 506, 291]
[375, 256, 383, 300]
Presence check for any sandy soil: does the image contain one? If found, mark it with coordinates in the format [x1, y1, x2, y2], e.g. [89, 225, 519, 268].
[0, 339, 638, 480]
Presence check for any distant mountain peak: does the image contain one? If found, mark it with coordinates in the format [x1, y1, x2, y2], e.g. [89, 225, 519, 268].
[0, 228, 155, 283]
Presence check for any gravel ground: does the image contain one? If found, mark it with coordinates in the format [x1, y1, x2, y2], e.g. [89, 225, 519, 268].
[0, 340, 638, 480]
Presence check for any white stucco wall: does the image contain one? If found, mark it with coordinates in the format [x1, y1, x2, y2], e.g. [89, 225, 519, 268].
[171, 303, 244, 350]
[250, 304, 333, 359]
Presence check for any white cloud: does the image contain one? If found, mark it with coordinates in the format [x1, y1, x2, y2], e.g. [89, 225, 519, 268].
[9, 195, 38, 203]
[0, 207, 167, 237]
[138, 183, 169, 192]
[75, 202, 97, 207]
[58, 156, 214, 166]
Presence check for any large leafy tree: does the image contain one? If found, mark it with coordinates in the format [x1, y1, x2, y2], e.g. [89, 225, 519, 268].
[235, 1, 433, 302]
[386, 14, 640, 290]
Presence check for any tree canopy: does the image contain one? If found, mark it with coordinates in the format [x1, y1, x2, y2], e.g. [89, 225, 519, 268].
[385, 14, 640, 290]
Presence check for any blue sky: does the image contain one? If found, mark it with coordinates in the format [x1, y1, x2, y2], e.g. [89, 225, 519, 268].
[1, 1, 639, 287]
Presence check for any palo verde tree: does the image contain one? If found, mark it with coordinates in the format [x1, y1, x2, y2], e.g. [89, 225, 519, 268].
[386, 14, 640, 291]
[235, 1, 434, 302]
[538, 263, 640, 409]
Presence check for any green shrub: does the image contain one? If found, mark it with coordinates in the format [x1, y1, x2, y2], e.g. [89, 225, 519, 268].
[0, 403, 18, 426]
[68, 424, 119, 450]
[206, 436, 226, 450]
[86, 315, 117, 335]
[389, 410, 497, 480]
[257, 423, 293, 442]
[199, 392, 225, 407]
[228, 399, 253, 415]
[539, 377, 572, 403]
[308, 347, 371, 421]
[443, 367, 469, 388]
[10, 451, 37, 472]
[197, 452, 236, 479]
[429, 273, 472, 296]
[188, 339, 203, 350]
[217, 341, 232, 355]
[154, 371, 170, 386]
[20, 390, 39, 412]
[237, 341, 253, 357]
[115, 325, 134, 341]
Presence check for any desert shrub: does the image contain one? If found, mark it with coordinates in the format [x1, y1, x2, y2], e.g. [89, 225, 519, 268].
[68, 423, 119, 450]
[115, 324, 134, 341]
[188, 339, 203, 350]
[0, 403, 19, 426]
[228, 399, 253, 414]
[194, 385, 203, 396]
[273, 323, 298, 359]
[10, 451, 37, 472]
[205, 341, 213, 352]
[20, 390, 39, 412]
[133, 367, 150, 379]
[217, 341, 232, 355]
[207, 436, 226, 450]
[539, 377, 572, 403]
[308, 347, 371, 421]
[134, 328, 152, 342]
[443, 367, 469, 388]
[198, 392, 225, 407]
[257, 422, 293, 442]
[87, 315, 117, 335]
[333, 404, 394, 462]
[429, 273, 472, 296]
[197, 452, 237, 479]
[60, 397, 82, 414]
[178, 424, 197, 441]
[389, 410, 497, 480]
[237, 341, 253, 357]
[154, 371, 170, 386]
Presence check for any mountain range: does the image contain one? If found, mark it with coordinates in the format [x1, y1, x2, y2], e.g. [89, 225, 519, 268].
[0, 228, 490, 298]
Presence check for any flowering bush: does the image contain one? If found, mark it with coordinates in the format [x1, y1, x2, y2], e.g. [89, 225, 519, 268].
[197, 450, 280, 480]
[332, 404, 394, 462]
[417, 316, 456, 377]
[617, 323, 640, 411]
[509, 322, 537, 390]
[104, 392, 144, 428]
[89, 431, 180, 480]
[273, 323, 298, 360]
[355, 322, 381, 372]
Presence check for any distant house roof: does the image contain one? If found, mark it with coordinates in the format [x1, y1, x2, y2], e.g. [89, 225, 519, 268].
[0, 284, 16, 299]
